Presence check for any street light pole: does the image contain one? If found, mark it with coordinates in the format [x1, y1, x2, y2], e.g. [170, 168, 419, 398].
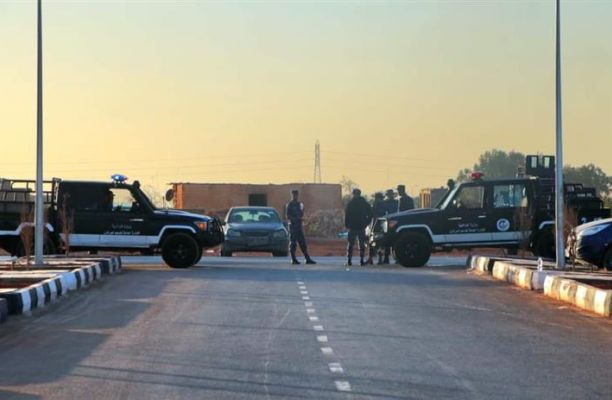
[554, 0, 565, 269]
[34, 0, 44, 265]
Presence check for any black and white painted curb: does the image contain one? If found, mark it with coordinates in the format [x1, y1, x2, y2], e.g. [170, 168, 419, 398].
[0, 256, 122, 316]
[544, 275, 612, 317]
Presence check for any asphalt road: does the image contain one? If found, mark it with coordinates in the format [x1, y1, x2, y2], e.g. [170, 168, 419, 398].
[0, 256, 610, 400]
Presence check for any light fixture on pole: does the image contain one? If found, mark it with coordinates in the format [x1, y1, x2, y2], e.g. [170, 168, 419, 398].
[554, 0, 565, 269]
[34, 0, 44, 265]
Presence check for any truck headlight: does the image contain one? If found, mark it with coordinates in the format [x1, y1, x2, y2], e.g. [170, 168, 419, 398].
[227, 229, 242, 237]
[273, 229, 287, 239]
[195, 221, 208, 231]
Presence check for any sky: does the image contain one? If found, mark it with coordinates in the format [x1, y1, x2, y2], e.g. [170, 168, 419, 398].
[1, 0, 611, 197]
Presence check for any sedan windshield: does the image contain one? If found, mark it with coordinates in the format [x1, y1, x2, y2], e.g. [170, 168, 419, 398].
[228, 209, 281, 224]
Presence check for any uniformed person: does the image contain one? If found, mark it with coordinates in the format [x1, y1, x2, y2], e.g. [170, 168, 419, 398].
[397, 185, 415, 212]
[285, 190, 316, 265]
[344, 188, 373, 266]
[367, 192, 386, 265]
[384, 189, 399, 215]
[381, 189, 398, 264]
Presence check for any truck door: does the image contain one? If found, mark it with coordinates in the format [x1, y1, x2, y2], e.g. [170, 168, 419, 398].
[443, 184, 490, 244]
[58, 183, 110, 247]
[489, 182, 531, 244]
[101, 187, 148, 247]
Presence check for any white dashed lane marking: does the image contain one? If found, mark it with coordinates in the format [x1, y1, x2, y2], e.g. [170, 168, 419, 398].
[295, 277, 352, 394]
[335, 381, 352, 392]
[329, 363, 344, 373]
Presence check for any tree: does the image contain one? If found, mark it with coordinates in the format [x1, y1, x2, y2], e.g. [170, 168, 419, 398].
[457, 149, 525, 180]
[564, 164, 611, 199]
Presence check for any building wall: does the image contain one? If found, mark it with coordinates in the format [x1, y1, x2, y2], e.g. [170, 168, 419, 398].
[172, 183, 343, 217]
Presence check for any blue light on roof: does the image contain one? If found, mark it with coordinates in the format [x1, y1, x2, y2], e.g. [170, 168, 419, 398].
[111, 174, 128, 183]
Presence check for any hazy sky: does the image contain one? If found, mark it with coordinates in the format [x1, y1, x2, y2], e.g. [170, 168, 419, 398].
[1, 0, 610, 196]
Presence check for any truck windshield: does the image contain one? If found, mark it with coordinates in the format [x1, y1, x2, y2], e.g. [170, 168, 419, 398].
[439, 186, 460, 210]
[137, 188, 157, 211]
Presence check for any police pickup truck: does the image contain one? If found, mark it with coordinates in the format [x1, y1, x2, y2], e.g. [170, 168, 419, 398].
[0, 175, 224, 268]
[373, 155, 610, 267]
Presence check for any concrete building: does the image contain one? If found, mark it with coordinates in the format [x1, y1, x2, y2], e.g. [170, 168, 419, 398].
[170, 182, 343, 217]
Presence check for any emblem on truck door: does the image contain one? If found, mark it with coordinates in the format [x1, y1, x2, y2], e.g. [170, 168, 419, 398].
[496, 218, 510, 232]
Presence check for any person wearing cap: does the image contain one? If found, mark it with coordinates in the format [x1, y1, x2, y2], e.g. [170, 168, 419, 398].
[285, 189, 316, 265]
[397, 185, 415, 212]
[344, 188, 373, 266]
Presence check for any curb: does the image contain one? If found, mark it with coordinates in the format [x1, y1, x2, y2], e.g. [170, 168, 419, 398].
[491, 261, 563, 291]
[468, 255, 509, 275]
[0, 258, 119, 316]
[544, 276, 612, 317]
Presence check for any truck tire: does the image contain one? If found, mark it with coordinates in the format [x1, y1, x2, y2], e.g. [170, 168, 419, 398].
[161, 233, 200, 268]
[602, 247, 612, 271]
[393, 232, 431, 268]
[534, 230, 555, 259]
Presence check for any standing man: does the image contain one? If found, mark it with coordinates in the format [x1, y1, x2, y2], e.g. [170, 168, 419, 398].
[367, 192, 386, 265]
[397, 185, 415, 212]
[344, 188, 373, 266]
[382, 189, 399, 264]
[285, 189, 316, 265]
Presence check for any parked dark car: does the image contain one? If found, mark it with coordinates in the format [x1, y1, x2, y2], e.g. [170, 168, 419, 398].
[220, 207, 289, 257]
[569, 218, 612, 270]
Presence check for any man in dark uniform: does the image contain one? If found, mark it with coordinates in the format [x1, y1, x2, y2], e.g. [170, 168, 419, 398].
[285, 190, 316, 265]
[397, 185, 415, 212]
[367, 192, 386, 265]
[344, 188, 373, 266]
[381, 189, 399, 264]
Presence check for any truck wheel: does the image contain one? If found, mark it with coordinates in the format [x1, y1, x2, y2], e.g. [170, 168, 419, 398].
[534, 231, 555, 259]
[393, 232, 431, 268]
[273, 251, 288, 257]
[602, 247, 612, 271]
[161, 233, 199, 268]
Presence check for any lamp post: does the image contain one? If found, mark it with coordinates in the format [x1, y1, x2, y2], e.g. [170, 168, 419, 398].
[34, 0, 44, 265]
[554, 0, 565, 269]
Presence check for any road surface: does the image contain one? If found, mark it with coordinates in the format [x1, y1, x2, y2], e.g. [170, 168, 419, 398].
[0, 256, 610, 399]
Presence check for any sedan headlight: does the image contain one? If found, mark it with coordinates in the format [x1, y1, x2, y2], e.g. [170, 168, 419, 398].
[273, 229, 288, 239]
[578, 224, 609, 238]
[227, 229, 242, 237]
[195, 221, 208, 231]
